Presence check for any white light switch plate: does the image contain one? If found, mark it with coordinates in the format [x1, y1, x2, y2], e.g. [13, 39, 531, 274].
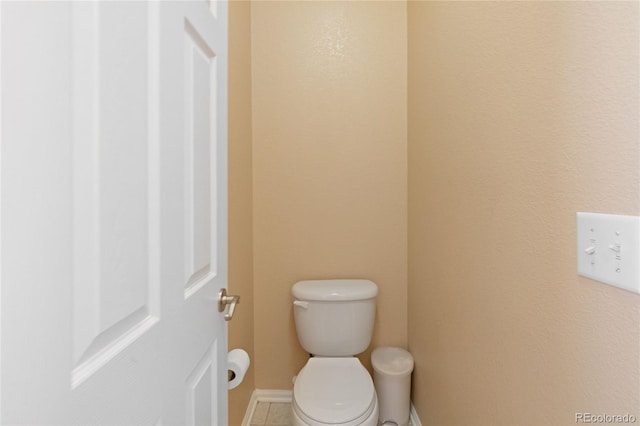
[577, 212, 640, 294]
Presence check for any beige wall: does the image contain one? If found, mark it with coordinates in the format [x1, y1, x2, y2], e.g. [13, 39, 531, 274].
[228, 1, 254, 424]
[251, 1, 408, 389]
[408, 2, 640, 425]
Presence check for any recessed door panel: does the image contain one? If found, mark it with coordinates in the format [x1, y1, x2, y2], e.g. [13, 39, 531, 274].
[184, 20, 217, 298]
[71, 1, 160, 388]
[185, 344, 217, 426]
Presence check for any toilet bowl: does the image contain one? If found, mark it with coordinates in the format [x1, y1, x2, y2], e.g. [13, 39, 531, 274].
[292, 358, 378, 426]
[291, 279, 379, 426]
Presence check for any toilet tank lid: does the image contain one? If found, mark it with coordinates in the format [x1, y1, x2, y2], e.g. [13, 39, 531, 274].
[292, 279, 378, 301]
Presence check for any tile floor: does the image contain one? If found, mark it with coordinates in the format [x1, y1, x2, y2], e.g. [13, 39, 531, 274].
[249, 402, 293, 426]
[248, 401, 413, 426]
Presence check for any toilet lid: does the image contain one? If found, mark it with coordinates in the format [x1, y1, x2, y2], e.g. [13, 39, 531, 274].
[294, 358, 376, 424]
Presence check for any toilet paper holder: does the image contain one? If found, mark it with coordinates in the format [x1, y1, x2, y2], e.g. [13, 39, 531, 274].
[227, 349, 250, 389]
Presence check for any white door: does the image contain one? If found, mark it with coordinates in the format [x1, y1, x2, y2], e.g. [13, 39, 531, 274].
[0, 1, 229, 425]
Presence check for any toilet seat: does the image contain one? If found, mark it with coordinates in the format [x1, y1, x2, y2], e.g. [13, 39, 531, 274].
[293, 357, 377, 425]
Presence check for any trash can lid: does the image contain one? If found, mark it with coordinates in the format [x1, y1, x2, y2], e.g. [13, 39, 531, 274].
[371, 347, 414, 376]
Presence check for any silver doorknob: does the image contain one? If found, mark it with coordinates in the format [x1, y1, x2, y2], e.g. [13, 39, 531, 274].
[218, 288, 240, 321]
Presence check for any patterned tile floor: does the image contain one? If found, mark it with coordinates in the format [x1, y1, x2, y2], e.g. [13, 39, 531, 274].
[250, 402, 293, 426]
[248, 401, 413, 426]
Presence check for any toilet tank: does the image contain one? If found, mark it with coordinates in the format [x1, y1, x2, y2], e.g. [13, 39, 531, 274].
[292, 279, 378, 356]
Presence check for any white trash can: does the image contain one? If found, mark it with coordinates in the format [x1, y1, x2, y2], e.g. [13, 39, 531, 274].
[371, 347, 414, 426]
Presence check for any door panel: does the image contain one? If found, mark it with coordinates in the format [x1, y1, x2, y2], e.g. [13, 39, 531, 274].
[71, 1, 161, 389]
[0, 1, 228, 424]
[162, 2, 228, 423]
[184, 17, 218, 296]
[186, 343, 217, 426]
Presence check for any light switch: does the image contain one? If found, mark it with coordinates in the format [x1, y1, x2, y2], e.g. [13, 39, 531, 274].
[577, 212, 640, 294]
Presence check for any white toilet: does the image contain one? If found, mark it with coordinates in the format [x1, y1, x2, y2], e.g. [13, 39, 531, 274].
[291, 279, 379, 426]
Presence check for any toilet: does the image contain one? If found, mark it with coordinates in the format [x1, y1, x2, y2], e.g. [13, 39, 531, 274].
[291, 279, 379, 426]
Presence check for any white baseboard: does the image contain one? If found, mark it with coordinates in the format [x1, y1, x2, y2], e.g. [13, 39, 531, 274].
[241, 389, 293, 426]
[409, 402, 422, 426]
[240, 390, 258, 426]
[241, 389, 422, 426]
[254, 389, 293, 403]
